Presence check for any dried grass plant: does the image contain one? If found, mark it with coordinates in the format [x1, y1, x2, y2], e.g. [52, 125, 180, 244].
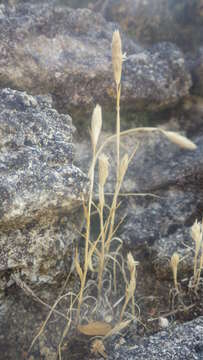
[29, 30, 198, 359]
[76, 104, 102, 320]
[170, 219, 203, 294]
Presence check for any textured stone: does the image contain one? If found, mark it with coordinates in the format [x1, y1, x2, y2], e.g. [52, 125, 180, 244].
[188, 47, 203, 99]
[0, 88, 88, 286]
[98, 0, 203, 52]
[0, 2, 191, 118]
[105, 316, 203, 360]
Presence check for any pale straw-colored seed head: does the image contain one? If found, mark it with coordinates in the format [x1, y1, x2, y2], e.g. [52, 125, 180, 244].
[127, 252, 136, 274]
[119, 153, 129, 181]
[112, 30, 123, 86]
[191, 219, 202, 243]
[163, 131, 197, 150]
[91, 104, 102, 151]
[127, 252, 138, 299]
[170, 252, 179, 291]
[191, 220, 202, 255]
[170, 252, 179, 271]
[99, 154, 109, 187]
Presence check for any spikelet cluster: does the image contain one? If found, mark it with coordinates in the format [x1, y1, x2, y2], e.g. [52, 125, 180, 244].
[91, 104, 102, 152]
[163, 131, 197, 150]
[191, 219, 203, 287]
[112, 30, 123, 87]
[170, 252, 179, 292]
[120, 252, 138, 320]
[118, 154, 129, 183]
[99, 154, 109, 188]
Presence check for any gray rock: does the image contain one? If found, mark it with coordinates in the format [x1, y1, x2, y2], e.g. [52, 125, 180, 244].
[0, 3, 191, 118]
[98, 0, 203, 52]
[0, 88, 88, 287]
[188, 48, 203, 98]
[105, 316, 203, 360]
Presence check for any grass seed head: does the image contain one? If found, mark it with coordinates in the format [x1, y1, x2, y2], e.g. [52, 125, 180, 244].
[99, 154, 109, 187]
[91, 104, 102, 151]
[119, 153, 129, 181]
[171, 252, 179, 270]
[127, 252, 136, 274]
[112, 30, 123, 87]
[163, 131, 197, 150]
[170, 252, 179, 291]
[191, 219, 202, 246]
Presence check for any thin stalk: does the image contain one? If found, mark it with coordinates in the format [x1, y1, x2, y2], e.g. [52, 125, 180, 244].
[193, 243, 200, 285]
[195, 243, 203, 290]
[116, 84, 121, 180]
[105, 181, 121, 253]
[77, 150, 96, 321]
[95, 127, 158, 162]
[98, 190, 105, 294]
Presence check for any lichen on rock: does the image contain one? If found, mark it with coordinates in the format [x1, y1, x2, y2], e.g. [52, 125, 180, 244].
[0, 88, 88, 287]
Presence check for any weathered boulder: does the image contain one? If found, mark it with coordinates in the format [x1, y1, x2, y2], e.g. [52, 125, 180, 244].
[188, 47, 203, 99]
[0, 2, 191, 118]
[97, 0, 203, 52]
[0, 88, 88, 287]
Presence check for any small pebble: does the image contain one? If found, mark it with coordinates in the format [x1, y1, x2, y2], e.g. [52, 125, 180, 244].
[158, 317, 169, 329]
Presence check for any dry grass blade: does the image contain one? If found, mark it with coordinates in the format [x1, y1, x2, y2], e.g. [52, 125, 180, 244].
[78, 321, 112, 336]
[28, 292, 73, 353]
[75, 248, 83, 283]
[104, 319, 132, 338]
[119, 153, 129, 183]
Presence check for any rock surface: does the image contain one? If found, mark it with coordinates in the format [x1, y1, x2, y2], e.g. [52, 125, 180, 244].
[98, 0, 203, 52]
[0, 88, 88, 287]
[0, 2, 191, 118]
[104, 316, 203, 360]
[188, 47, 203, 98]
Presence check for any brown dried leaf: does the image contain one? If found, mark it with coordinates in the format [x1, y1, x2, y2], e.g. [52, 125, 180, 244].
[78, 321, 112, 336]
